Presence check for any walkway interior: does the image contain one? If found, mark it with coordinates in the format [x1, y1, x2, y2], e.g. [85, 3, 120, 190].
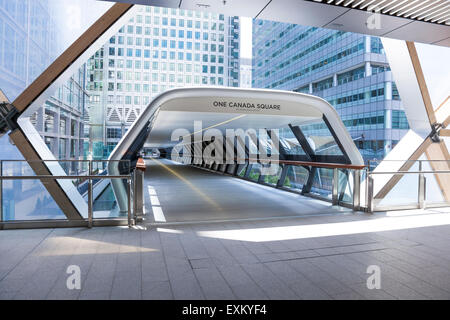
[143, 158, 352, 223]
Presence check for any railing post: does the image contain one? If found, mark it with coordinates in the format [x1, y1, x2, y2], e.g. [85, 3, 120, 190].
[277, 165, 288, 188]
[418, 160, 426, 209]
[127, 177, 133, 227]
[367, 175, 374, 213]
[332, 168, 339, 205]
[353, 169, 361, 211]
[88, 178, 93, 228]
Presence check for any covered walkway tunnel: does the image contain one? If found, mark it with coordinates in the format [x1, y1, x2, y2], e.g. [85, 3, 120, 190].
[108, 87, 365, 222]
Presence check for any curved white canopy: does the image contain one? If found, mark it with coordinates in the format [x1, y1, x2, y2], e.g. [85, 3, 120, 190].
[108, 87, 363, 212]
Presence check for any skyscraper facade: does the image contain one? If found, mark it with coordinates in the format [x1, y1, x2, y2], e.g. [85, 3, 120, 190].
[0, 0, 88, 166]
[0, 0, 58, 101]
[252, 20, 409, 162]
[29, 66, 88, 173]
[0, 0, 89, 219]
[86, 5, 241, 159]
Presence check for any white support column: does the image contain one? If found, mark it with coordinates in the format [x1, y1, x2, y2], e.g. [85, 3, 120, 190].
[333, 73, 337, 87]
[385, 81, 392, 100]
[385, 109, 392, 129]
[309, 82, 313, 94]
[365, 61, 372, 77]
[365, 36, 371, 53]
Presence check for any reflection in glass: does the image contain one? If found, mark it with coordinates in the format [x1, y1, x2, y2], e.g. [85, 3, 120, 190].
[284, 165, 308, 191]
[299, 120, 343, 156]
[262, 164, 282, 185]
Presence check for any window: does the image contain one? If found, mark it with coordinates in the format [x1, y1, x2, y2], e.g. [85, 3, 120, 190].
[107, 128, 122, 139]
[392, 110, 409, 129]
[392, 83, 400, 100]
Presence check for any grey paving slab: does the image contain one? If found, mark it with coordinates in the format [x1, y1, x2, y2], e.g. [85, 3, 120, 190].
[193, 267, 236, 300]
[1, 162, 450, 300]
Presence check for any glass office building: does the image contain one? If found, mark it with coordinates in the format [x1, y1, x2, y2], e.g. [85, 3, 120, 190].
[252, 20, 409, 162]
[86, 5, 241, 159]
[0, 0, 88, 167]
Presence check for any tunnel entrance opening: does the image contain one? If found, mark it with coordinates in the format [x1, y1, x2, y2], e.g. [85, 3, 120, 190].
[108, 87, 365, 224]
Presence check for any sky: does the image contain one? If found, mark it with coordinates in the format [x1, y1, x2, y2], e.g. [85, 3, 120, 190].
[240, 17, 253, 60]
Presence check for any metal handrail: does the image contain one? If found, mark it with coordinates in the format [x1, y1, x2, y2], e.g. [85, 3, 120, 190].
[369, 170, 450, 174]
[0, 175, 130, 179]
[0, 173, 134, 228]
[192, 156, 367, 170]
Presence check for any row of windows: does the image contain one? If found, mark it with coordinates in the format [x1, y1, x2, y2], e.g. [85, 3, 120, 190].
[138, 7, 225, 20]
[268, 42, 364, 88]
[312, 77, 333, 93]
[106, 68, 224, 83]
[106, 74, 226, 92]
[269, 26, 317, 58]
[293, 64, 390, 96]
[120, 19, 225, 33]
[343, 115, 384, 127]
[110, 31, 225, 43]
[90, 60, 226, 79]
[329, 87, 385, 106]
[106, 58, 225, 70]
[356, 140, 386, 152]
[260, 31, 346, 74]
[337, 66, 365, 86]
[108, 46, 225, 58]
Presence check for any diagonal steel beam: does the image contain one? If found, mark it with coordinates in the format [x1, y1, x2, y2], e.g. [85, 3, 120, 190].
[5, 3, 134, 220]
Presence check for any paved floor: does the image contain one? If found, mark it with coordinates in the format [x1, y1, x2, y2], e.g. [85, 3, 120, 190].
[1, 207, 450, 300]
[143, 159, 352, 223]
